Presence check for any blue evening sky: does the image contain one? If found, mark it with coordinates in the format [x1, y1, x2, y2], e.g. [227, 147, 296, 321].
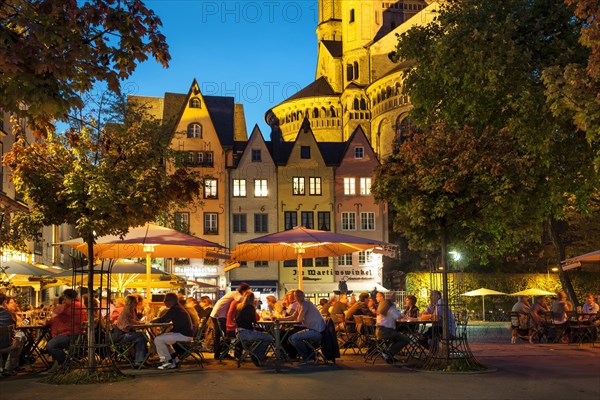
[125, 0, 319, 137]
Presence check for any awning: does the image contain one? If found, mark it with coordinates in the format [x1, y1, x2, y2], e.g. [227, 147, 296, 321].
[284, 282, 388, 294]
[230, 280, 278, 293]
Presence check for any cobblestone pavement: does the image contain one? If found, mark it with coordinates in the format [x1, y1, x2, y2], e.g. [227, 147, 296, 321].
[2, 323, 599, 400]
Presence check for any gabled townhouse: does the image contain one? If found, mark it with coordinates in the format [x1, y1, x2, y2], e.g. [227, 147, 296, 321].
[273, 118, 341, 295]
[131, 80, 247, 295]
[334, 125, 387, 289]
[228, 125, 279, 300]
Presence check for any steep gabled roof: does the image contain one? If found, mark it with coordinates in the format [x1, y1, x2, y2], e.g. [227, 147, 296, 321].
[284, 76, 338, 103]
[322, 40, 342, 58]
[204, 95, 235, 146]
[317, 142, 347, 166]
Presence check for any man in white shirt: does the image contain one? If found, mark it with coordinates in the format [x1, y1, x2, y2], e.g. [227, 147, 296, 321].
[375, 292, 409, 364]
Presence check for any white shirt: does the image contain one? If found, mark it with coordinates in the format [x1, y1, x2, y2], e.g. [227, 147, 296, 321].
[376, 302, 401, 329]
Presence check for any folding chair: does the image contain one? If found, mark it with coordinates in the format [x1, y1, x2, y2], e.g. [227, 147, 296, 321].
[236, 331, 262, 367]
[175, 327, 205, 368]
[108, 327, 136, 369]
[362, 316, 394, 364]
[0, 325, 15, 375]
[213, 319, 239, 363]
[300, 332, 328, 366]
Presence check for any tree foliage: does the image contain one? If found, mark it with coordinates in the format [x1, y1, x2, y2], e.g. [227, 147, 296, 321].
[0, 0, 170, 129]
[372, 123, 540, 260]
[3, 92, 202, 243]
[543, 0, 600, 167]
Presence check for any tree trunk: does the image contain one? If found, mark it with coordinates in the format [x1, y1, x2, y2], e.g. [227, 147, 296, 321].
[546, 216, 579, 308]
[86, 238, 96, 371]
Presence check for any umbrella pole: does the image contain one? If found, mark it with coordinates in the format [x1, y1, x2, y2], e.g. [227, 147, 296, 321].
[482, 296, 486, 322]
[146, 253, 151, 301]
[297, 252, 303, 291]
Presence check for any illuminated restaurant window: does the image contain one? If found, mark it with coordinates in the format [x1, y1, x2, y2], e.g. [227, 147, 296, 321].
[338, 254, 352, 266]
[254, 179, 268, 197]
[358, 250, 373, 265]
[204, 179, 217, 199]
[359, 177, 371, 195]
[309, 177, 322, 195]
[233, 179, 246, 197]
[293, 177, 305, 195]
[344, 177, 356, 195]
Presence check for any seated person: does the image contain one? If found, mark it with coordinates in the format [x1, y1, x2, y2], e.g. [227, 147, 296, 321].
[511, 296, 531, 314]
[419, 290, 455, 349]
[375, 292, 409, 364]
[551, 291, 572, 325]
[112, 295, 148, 367]
[0, 293, 23, 375]
[401, 295, 419, 319]
[580, 293, 599, 323]
[235, 291, 274, 366]
[330, 294, 348, 322]
[151, 292, 194, 370]
[45, 289, 87, 368]
[529, 296, 550, 328]
[277, 290, 325, 365]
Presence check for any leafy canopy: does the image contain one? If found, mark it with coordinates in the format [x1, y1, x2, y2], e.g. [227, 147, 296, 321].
[0, 0, 170, 128]
[3, 92, 202, 241]
[378, 0, 598, 261]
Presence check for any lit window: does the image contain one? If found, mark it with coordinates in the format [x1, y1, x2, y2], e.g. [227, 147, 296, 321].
[309, 177, 322, 195]
[360, 212, 375, 231]
[254, 179, 268, 197]
[233, 179, 246, 197]
[204, 213, 218, 234]
[358, 250, 373, 265]
[344, 177, 356, 195]
[338, 253, 352, 266]
[341, 212, 356, 230]
[355, 146, 364, 158]
[187, 123, 202, 138]
[204, 179, 217, 199]
[360, 177, 371, 195]
[293, 177, 305, 195]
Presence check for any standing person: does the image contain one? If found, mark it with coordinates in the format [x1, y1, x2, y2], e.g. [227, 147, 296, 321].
[113, 295, 148, 367]
[209, 283, 250, 359]
[375, 292, 409, 364]
[151, 292, 194, 370]
[45, 289, 87, 368]
[235, 291, 274, 366]
[277, 290, 325, 365]
[0, 293, 23, 375]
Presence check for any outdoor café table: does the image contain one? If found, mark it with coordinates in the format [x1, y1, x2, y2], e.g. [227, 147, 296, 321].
[395, 318, 434, 360]
[129, 322, 172, 368]
[16, 325, 52, 369]
[255, 320, 299, 372]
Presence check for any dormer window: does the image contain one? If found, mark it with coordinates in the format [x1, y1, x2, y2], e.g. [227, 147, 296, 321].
[187, 123, 202, 138]
[190, 97, 201, 108]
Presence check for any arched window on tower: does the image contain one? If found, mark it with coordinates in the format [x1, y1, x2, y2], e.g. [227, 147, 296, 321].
[330, 106, 337, 117]
[346, 64, 354, 81]
[395, 116, 416, 146]
[313, 108, 319, 119]
[350, 9, 355, 23]
[360, 98, 367, 110]
[353, 62, 359, 80]
[353, 98, 360, 111]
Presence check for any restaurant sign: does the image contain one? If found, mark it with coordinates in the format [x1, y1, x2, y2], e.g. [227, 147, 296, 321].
[174, 266, 219, 277]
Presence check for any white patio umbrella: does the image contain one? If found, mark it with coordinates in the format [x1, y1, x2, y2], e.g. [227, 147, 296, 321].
[461, 288, 508, 321]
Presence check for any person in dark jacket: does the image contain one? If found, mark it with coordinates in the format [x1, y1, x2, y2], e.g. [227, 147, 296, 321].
[152, 292, 194, 369]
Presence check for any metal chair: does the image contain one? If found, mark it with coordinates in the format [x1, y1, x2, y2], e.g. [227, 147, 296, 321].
[235, 330, 262, 367]
[0, 325, 15, 375]
[175, 326, 205, 368]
